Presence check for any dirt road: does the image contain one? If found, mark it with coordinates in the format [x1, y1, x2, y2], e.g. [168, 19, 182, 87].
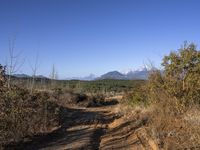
[6, 100, 156, 150]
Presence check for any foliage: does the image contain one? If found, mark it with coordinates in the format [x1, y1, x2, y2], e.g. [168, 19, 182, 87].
[161, 42, 200, 106]
[146, 42, 200, 109]
[11, 78, 145, 94]
[146, 42, 200, 148]
[0, 64, 60, 146]
[124, 84, 149, 107]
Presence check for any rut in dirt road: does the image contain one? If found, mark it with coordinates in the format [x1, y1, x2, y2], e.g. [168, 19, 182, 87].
[39, 107, 118, 150]
[5, 106, 119, 150]
[5, 103, 154, 150]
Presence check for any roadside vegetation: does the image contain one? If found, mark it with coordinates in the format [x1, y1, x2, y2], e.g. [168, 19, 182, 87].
[124, 42, 200, 149]
[0, 64, 142, 148]
[0, 65, 61, 148]
[2, 42, 200, 149]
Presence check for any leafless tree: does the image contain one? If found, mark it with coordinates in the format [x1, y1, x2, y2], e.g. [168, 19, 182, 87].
[29, 53, 39, 93]
[49, 64, 58, 88]
[143, 59, 157, 71]
[7, 37, 24, 88]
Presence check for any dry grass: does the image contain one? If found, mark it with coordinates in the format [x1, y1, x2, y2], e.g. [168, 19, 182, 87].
[145, 92, 200, 149]
[122, 92, 200, 149]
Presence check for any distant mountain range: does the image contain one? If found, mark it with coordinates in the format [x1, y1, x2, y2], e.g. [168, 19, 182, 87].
[65, 74, 96, 81]
[11, 66, 156, 80]
[12, 74, 30, 78]
[98, 66, 152, 80]
[12, 74, 48, 79]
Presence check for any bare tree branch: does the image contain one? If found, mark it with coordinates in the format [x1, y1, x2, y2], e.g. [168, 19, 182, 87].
[7, 37, 24, 88]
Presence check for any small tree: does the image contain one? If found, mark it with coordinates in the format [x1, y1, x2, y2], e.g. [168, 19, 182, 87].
[50, 64, 58, 88]
[30, 53, 39, 93]
[162, 42, 200, 105]
[6, 38, 24, 88]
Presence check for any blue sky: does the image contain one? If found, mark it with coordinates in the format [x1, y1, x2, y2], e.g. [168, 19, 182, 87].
[0, 0, 200, 78]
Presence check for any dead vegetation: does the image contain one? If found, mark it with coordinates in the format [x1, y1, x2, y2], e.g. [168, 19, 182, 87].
[0, 65, 60, 148]
[0, 65, 119, 149]
[1, 42, 200, 149]
[124, 42, 200, 149]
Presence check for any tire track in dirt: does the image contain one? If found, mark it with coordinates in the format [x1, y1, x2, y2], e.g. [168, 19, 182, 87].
[5, 98, 158, 150]
[5, 106, 118, 150]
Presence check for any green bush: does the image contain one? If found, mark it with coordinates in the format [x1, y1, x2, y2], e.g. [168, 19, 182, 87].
[124, 84, 149, 107]
[146, 42, 200, 149]
[125, 42, 200, 109]
[162, 42, 200, 106]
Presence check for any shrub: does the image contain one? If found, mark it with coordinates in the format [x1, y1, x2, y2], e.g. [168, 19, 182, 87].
[0, 64, 60, 147]
[147, 42, 200, 110]
[121, 43, 200, 148]
[124, 84, 149, 107]
[146, 42, 200, 148]
[162, 42, 200, 106]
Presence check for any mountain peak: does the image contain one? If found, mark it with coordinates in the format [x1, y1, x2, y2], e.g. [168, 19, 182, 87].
[99, 65, 154, 80]
[98, 71, 125, 80]
[120, 65, 154, 74]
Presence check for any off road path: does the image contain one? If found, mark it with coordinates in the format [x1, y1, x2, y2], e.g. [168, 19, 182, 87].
[6, 96, 157, 150]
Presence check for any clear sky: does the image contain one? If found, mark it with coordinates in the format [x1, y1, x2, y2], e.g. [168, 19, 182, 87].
[0, 0, 200, 78]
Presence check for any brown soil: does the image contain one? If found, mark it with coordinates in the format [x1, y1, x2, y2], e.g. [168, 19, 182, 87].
[5, 97, 158, 150]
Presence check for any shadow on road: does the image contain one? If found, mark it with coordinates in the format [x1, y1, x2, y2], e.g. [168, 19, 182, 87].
[5, 105, 119, 150]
